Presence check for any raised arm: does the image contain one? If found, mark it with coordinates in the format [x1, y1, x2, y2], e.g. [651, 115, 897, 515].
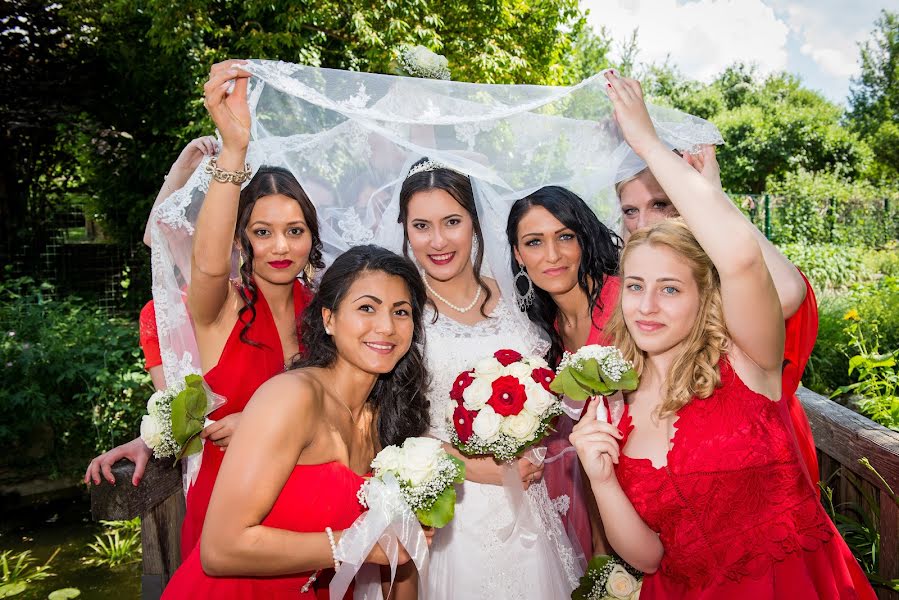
[682, 145, 807, 319]
[607, 74, 784, 373]
[188, 60, 252, 327]
[143, 136, 219, 247]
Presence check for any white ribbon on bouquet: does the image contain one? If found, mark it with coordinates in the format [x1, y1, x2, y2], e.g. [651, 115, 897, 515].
[330, 473, 430, 600]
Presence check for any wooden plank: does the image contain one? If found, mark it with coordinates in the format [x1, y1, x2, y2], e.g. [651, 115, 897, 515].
[141, 491, 185, 600]
[879, 491, 899, 600]
[797, 387, 899, 494]
[90, 458, 183, 521]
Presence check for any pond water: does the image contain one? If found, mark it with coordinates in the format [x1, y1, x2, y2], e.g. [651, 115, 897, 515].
[1, 492, 141, 599]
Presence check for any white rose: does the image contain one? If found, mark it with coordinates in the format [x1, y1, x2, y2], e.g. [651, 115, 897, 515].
[474, 356, 503, 382]
[146, 390, 166, 416]
[139, 415, 163, 449]
[605, 565, 639, 599]
[472, 406, 502, 442]
[523, 381, 556, 415]
[505, 362, 533, 380]
[500, 410, 540, 441]
[525, 355, 549, 369]
[371, 445, 404, 475]
[401, 437, 444, 485]
[462, 377, 493, 411]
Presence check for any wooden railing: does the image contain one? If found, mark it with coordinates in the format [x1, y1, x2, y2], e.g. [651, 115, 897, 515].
[797, 387, 899, 600]
[91, 387, 899, 599]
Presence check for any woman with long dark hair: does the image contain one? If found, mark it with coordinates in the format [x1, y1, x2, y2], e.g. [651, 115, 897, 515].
[163, 244, 430, 599]
[86, 60, 324, 558]
[505, 185, 622, 559]
[397, 158, 582, 599]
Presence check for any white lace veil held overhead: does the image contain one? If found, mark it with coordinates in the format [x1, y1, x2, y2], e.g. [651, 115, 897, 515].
[150, 60, 723, 386]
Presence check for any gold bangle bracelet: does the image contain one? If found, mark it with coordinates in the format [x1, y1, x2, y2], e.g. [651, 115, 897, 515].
[204, 157, 251, 184]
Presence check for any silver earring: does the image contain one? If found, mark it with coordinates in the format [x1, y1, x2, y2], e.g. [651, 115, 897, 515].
[513, 264, 535, 311]
[324, 327, 332, 335]
[470, 235, 480, 263]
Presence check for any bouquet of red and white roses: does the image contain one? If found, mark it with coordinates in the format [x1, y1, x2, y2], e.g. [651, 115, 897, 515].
[448, 349, 563, 461]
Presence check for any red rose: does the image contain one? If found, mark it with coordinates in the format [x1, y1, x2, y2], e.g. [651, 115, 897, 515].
[493, 349, 523, 366]
[453, 404, 477, 443]
[488, 375, 528, 416]
[531, 368, 555, 392]
[450, 369, 475, 403]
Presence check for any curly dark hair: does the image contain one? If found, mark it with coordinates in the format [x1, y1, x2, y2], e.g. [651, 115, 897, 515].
[398, 157, 492, 319]
[289, 245, 430, 447]
[506, 186, 622, 367]
[235, 166, 325, 346]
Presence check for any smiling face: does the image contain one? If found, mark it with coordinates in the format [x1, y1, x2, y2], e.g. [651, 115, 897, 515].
[404, 188, 475, 282]
[322, 270, 415, 375]
[618, 170, 678, 236]
[620, 243, 700, 357]
[513, 205, 582, 296]
[244, 193, 312, 284]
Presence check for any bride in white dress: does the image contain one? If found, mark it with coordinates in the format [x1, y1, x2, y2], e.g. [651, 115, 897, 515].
[397, 158, 582, 599]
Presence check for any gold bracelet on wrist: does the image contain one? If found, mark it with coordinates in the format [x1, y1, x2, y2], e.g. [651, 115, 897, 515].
[204, 157, 252, 184]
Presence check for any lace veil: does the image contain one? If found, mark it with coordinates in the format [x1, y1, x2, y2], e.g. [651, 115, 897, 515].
[149, 60, 723, 386]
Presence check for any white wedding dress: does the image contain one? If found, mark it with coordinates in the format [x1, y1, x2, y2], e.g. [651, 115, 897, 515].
[422, 298, 583, 600]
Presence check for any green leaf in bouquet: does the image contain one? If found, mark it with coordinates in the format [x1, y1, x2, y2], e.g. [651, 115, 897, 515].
[571, 367, 610, 396]
[448, 455, 466, 484]
[550, 369, 592, 401]
[171, 376, 209, 446]
[615, 368, 640, 392]
[571, 554, 614, 600]
[416, 486, 457, 528]
[175, 433, 203, 464]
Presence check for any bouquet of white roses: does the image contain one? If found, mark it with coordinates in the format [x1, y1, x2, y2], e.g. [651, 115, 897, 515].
[551, 345, 639, 403]
[358, 437, 465, 528]
[448, 349, 563, 461]
[572, 554, 642, 600]
[139, 374, 224, 462]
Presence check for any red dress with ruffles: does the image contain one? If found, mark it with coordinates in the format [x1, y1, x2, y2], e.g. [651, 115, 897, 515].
[163, 462, 363, 599]
[180, 280, 311, 559]
[615, 359, 875, 599]
[544, 275, 621, 558]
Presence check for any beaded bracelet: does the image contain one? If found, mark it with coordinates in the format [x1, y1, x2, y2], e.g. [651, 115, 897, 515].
[325, 526, 341, 573]
[203, 157, 251, 184]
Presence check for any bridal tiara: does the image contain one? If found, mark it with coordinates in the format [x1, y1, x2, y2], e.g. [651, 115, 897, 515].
[406, 159, 468, 179]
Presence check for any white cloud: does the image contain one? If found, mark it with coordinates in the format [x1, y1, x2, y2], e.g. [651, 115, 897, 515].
[779, 2, 863, 79]
[583, 0, 791, 81]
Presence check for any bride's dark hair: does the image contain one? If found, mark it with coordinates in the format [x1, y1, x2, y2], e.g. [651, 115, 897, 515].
[290, 245, 430, 447]
[235, 166, 324, 346]
[398, 157, 492, 319]
[506, 186, 622, 367]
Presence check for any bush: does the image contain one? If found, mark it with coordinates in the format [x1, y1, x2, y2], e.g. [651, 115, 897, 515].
[0, 277, 150, 476]
[778, 243, 870, 290]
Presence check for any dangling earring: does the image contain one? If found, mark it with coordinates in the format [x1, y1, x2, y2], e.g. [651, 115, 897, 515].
[514, 264, 535, 311]
[470, 235, 480, 264]
[303, 262, 316, 282]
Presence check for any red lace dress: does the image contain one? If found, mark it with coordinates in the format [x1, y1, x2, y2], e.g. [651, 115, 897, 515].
[544, 275, 621, 558]
[163, 462, 364, 599]
[139, 300, 163, 371]
[180, 280, 312, 558]
[781, 272, 820, 484]
[614, 359, 875, 599]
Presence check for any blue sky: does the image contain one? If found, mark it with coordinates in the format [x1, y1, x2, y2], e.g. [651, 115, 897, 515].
[580, 0, 896, 105]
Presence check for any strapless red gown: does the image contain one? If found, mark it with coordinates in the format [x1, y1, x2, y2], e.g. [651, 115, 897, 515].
[180, 280, 311, 559]
[544, 275, 621, 558]
[163, 462, 364, 598]
[615, 359, 875, 599]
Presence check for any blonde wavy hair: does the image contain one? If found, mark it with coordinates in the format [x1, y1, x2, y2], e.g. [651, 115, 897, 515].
[605, 219, 730, 417]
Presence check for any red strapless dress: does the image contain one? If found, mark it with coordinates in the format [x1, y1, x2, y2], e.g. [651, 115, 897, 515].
[180, 279, 311, 559]
[544, 275, 621, 558]
[615, 359, 875, 599]
[163, 462, 364, 599]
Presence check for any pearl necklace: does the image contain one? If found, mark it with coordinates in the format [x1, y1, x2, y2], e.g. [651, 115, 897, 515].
[424, 276, 482, 313]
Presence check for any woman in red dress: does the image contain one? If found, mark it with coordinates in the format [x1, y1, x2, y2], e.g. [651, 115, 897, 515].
[505, 185, 623, 559]
[163, 245, 431, 599]
[86, 59, 322, 557]
[569, 73, 874, 599]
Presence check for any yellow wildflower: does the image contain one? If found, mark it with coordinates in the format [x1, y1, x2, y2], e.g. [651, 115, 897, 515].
[843, 309, 860, 321]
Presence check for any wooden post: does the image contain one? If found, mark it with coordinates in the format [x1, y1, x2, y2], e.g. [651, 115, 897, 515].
[90, 458, 184, 600]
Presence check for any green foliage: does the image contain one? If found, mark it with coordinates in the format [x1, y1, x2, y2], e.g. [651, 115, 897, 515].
[819, 471, 880, 577]
[848, 10, 899, 180]
[777, 243, 868, 290]
[83, 518, 142, 568]
[48, 589, 81, 600]
[0, 549, 58, 598]
[832, 313, 899, 431]
[0, 277, 151, 474]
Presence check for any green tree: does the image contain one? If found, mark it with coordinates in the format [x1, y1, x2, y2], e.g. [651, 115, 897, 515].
[848, 10, 899, 180]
